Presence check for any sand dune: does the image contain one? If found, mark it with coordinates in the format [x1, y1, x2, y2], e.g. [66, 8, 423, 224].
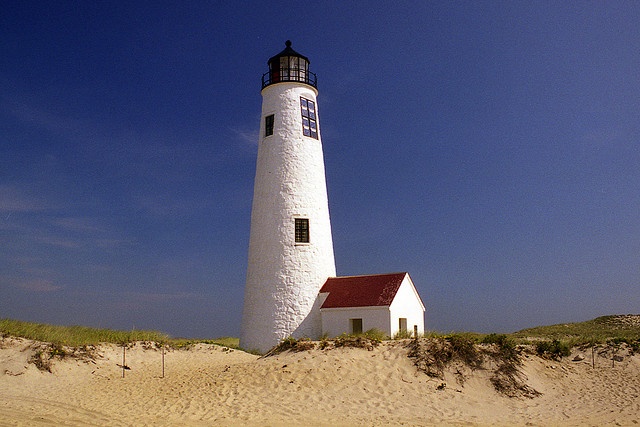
[1, 337, 639, 426]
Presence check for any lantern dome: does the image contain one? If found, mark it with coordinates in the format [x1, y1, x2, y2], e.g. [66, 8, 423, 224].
[262, 40, 317, 89]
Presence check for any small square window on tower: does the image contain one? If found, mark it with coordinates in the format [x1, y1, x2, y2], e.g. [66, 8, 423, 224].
[294, 218, 309, 243]
[300, 97, 318, 139]
[265, 114, 274, 137]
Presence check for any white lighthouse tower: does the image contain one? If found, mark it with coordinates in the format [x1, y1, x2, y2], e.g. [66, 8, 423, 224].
[240, 41, 336, 353]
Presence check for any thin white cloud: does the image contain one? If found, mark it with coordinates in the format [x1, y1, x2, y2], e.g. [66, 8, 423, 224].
[76, 290, 200, 311]
[30, 223, 133, 250]
[230, 125, 259, 150]
[51, 217, 108, 233]
[577, 124, 630, 152]
[135, 194, 190, 218]
[14, 279, 63, 293]
[94, 238, 135, 249]
[0, 184, 57, 213]
[2, 96, 88, 138]
[33, 234, 85, 249]
[122, 291, 198, 302]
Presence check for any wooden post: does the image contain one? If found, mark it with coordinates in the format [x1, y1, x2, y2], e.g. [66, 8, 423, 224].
[414, 325, 418, 340]
[122, 346, 126, 378]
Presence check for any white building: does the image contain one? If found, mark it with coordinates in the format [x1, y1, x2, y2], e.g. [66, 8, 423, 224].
[318, 273, 425, 338]
[240, 41, 336, 353]
[240, 42, 426, 353]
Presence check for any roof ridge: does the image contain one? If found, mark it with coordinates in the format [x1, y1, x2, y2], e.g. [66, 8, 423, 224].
[327, 272, 407, 280]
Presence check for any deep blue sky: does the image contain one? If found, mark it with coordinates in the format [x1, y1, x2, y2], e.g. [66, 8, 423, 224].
[2, 2, 639, 338]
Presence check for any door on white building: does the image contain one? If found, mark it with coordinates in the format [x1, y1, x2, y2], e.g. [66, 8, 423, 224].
[350, 318, 363, 335]
[399, 318, 408, 334]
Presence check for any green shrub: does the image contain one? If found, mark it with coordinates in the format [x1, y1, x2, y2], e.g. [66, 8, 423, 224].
[447, 334, 482, 368]
[267, 337, 316, 355]
[394, 329, 414, 339]
[363, 328, 388, 341]
[275, 336, 299, 353]
[607, 337, 640, 354]
[334, 333, 381, 349]
[482, 333, 518, 360]
[408, 334, 483, 379]
[48, 343, 67, 358]
[536, 339, 571, 360]
[481, 333, 507, 345]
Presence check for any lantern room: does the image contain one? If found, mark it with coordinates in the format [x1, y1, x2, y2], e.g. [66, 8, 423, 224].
[262, 40, 317, 89]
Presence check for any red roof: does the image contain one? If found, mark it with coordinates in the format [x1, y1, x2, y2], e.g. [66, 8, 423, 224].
[319, 273, 408, 309]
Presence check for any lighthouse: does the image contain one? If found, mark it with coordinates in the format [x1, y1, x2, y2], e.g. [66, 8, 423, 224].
[240, 41, 336, 353]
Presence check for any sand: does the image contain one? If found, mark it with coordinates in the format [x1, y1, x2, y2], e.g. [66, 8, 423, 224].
[1, 337, 639, 426]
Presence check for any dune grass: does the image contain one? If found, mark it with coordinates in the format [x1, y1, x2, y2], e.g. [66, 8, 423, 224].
[0, 318, 169, 347]
[168, 337, 240, 349]
[3, 315, 637, 352]
[0, 318, 238, 349]
[423, 315, 640, 350]
[511, 315, 640, 347]
[419, 316, 640, 362]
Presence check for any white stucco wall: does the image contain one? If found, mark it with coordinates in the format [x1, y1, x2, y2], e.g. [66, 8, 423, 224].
[320, 306, 392, 338]
[389, 276, 425, 337]
[240, 82, 336, 353]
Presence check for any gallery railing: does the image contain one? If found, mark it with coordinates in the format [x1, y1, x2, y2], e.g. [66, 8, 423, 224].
[262, 69, 318, 89]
